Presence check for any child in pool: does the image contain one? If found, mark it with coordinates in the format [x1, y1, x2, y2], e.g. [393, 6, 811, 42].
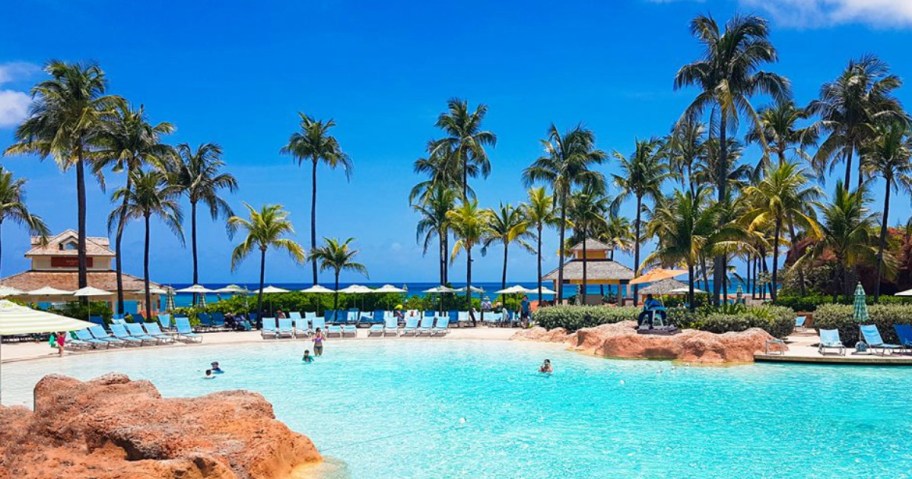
[210, 361, 224, 374]
[203, 369, 214, 379]
[539, 359, 553, 373]
[302, 350, 314, 363]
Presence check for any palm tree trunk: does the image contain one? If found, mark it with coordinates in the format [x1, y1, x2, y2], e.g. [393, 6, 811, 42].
[76, 153, 88, 290]
[443, 234, 449, 284]
[633, 196, 642, 306]
[0, 220, 4, 277]
[844, 148, 853, 189]
[557, 197, 567, 303]
[310, 158, 319, 284]
[745, 250, 751, 299]
[688, 261, 695, 311]
[787, 216, 807, 296]
[467, 245, 474, 326]
[114, 174, 132, 315]
[501, 242, 508, 290]
[143, 213, 152, 321]
[874, 180, 892, 302]
[334, 271, 340, 311]
[536, 224, 543, 304]
[191, 200, 199, 305]
[772, 217, 782, 302]
[438, 232, 445, 285]
[582, 232, 588, 305]
[713, 113, 728, 307]
[257, 247, 266, 322]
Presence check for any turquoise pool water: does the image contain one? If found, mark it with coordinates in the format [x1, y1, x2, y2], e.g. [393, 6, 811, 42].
[2, 340, 910, 478]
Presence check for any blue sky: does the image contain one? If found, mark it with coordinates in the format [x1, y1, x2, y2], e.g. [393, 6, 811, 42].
[1, 0, 912, 284]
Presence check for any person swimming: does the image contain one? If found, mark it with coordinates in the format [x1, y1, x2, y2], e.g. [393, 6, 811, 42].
[210, 361, 224, 374]
[302, 350, 314, 363]
[203, 369, 214, 379]
[539, 359, 553, 373]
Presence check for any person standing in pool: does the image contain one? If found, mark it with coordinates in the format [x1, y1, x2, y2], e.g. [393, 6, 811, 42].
[312, 328, 325, 356]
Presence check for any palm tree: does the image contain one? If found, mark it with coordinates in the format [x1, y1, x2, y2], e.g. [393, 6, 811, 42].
[742, 161, 822, 301]
[410, 141, 470, 203]
[809, 55, 906, 188]
[800, 182, 879, 297]
[601, 214, 635, 261]
[109, 169, 183, 321]
[431, 99, 496, 199]
[523, 187, 558, 303]
[612, 138, 668, 305]
[173, 143, 238, 298]
[745, 100, 817, 165]
[414, 183, 457, 285]
[5, 61, 121, 290]
[310, 237, 369, 311]
[566, 184, 610, 302]
[94, 102, 174, 314]
[667, 118, 706, 196]
[861, 121, 912, 300]
[280, 113, 352, 285]
[0, 168, 49, 275]
[228, 204, 305, 319]
[447, 199, 493, 317]
[675, 14, 789, 304]
[482, 203, 532, 290]
[522, 124, 606, 303]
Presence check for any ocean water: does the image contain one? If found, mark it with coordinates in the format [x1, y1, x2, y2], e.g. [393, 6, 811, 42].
[2, 340, 910, 478]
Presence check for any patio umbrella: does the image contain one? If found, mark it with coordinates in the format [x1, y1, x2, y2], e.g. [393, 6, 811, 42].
[165, 286, 176, 312]
[27, 286, 73, 296]
[494, 285, 530, 295]
[629, 268, 688, 286]
[423, 285, 456, 313]
[454, 285, 485, 294]
[895, 288, 912, 296]
[0, 286, 24, 297]
[73, 286, 112, 298]
[374, 284, 407, 293]
[736, 285, 743, 304]
[337, 284, 374, 310]
[853, 282, 869, 322]
[668, 287, 707, 295]
[300, 284, 336, 294]
[254, 285, 290, 294]
[213, 284, 248, 294]
[176, 284, 216, 307]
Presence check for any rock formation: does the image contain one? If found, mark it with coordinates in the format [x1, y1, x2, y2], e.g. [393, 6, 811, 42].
[513, 321, 781, 364]
[0, 373, 321, 479]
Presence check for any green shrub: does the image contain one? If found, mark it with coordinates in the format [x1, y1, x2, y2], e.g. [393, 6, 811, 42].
[813, 303, 912, 345]
[669, 305, 795, 338]
[775, 294, 912, 312]
[48, 301, 113, 323]
[533, 306, 639, 331]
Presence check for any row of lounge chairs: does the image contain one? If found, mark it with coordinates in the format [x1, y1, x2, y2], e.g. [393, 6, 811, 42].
[261, 314, 452, 339]
[66, 318, 202, 350]
[818, 324, 912, 356]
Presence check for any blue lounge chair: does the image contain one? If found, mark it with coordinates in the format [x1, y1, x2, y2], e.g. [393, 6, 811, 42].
[383, 315, 399, 336]
[88, 325, 125, 347]
[371, 310, 385, 324]
[433, 316, 450, 336]
[448, 310, 459, 326]
[346, 309, 359, 325]
[416, 316, 435, 336]
[400, 317, 419, 336]
[795, 316, 807, 329]
[211, 312, 226, 329]
[110, 324, 143, 346]
[860, 324, 903, 355]
[64, 334, 90, 350]
[368, 314, 385, 337]
[327, 324, 343, 337]
[143, 322, 174, 343]
[311, 316, 326, 334]
[74, 329, 109, 349]
[277, 318, 294, 338]
[261, 317, 278, 339]
[197, 312, 213, 330]
[157, 314, 172, 330]
[293, 313, 310, 338]
[125, 323, 158, 345]
[818, 329, 845, 355]
[174, 317, 203, 343]
[894, 324, 912, 351]
[342, 324, 357, 337]
[89, 315, 105, 326]
[332, 310, 347, 325]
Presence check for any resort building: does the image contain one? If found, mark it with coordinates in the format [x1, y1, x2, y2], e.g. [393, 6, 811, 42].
[0, 230, 162, 312]
[543, 239, 635, 305]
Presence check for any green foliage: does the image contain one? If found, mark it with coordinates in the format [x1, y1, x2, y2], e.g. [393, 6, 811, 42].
[669, 305, 795, 338]
[48, 301, 113, 323]
[775, 294, 912, 312]
[533, 306, 640, 332]
[813, 303, 912, 345]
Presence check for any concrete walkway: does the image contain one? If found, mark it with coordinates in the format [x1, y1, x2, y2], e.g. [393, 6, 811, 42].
[755, 330, 912, 365]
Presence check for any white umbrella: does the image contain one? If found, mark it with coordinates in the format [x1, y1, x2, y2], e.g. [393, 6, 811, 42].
[254, 285, 290, 294]
[374, 284, 407, 293]
[337, 284, 374, 294]
[0, 286, 24, 297]
[533, 286, 558, 295]
[895, 288, 912, 297]
[175, 284, 216, 294]
[454, 285, 486, 293]
[423, 285, 457, 294]
[668, 287, 706, 295]
[73, 286, 112, 297]
[213, 284, 248, 294]
[28, 286, 74, 296]
[494, 285, 531, 295]
[300, 284, 336, 293]
[0, 300, 94, 335]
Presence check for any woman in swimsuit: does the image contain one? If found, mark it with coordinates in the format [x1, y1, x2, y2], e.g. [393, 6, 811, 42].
[312, 328, 325, 356]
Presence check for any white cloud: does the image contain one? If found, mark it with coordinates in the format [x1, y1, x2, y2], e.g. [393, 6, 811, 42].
[0, 62, 39, 86]
[0, 62, 38, 128]
[739, 0, 912, 28]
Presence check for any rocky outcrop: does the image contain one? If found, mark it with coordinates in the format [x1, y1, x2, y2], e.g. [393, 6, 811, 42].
[0, 374, 321, 479]
[514, 321, 781, 364]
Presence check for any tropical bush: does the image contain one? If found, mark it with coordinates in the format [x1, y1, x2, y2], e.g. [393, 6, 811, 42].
[669, 305, 795, 338]
[775, 294, 912, 312]
[812, 303, 912, 345]
[49, 301, 113, 323]
[533, 306, 640, 331]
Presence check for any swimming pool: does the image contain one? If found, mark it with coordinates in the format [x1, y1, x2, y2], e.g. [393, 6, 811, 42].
[2, 340, 910, 478]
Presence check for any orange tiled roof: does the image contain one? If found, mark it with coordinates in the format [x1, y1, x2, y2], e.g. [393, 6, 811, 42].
[0, 270, 160, 293]
[25, 230, 115, 257]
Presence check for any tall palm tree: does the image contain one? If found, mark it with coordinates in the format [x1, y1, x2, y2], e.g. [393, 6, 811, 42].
[482, 203, 532, 290]
[566, 184, 610, 302]
[310, 237, 369, 311]
[667, 118, 706, 196]
[745, 99, 817, 165]
[800, 182, 879, 297]
[523, 187, 558, 303]
[601, 214, 635, 262]
[861, 121, 912, 300]
[410, 141, 471, 203]
[742, 161, 822, 301]
[0, 168, 49, 275]
[228, 203, 305, 319]
[414, 184, 457, 286]
[431, 99, 496, 199]
[447, 199, 493, 316]
[675, 14, 789, 304]
[173, 143, 238, 298]
[522, 124, 606, 303]
[94, 102, 174, 314]
[280, 113, 352, 285]
[5, 61, 121, 290]
[612, 138, 668, 305]
[109, 169, 183, 320]
[809, 55, 906, 188]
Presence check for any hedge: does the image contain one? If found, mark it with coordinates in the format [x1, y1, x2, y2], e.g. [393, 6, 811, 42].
[533, 306, 639, 331]
[775, 294, 912, 312]
[812, 303, 912, 345]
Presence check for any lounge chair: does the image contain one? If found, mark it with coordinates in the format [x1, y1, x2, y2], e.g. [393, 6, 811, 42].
[293, 314, 310, 338]
[795, 316, 806, 329]
[261, 317, 278, 339]
[197, 312, 213, 330]
[383, 315, 399, 336]
[89, 315, 105, 326]
[64, 333, 90, 350]
[342, 324, 357, 337]
[110, 324, 144, 346]
[487, 312, 504, 326]
[326, 325, 343, 337]
[860, 324, 903, 355]
[400, 317, 419, 336]
[432, 316, 450, 336]
[157, 314, 172, 330]
[458, 311, 469, 327]
[277, 318, 294, 338]
[174, 317, 203, 343]
[125, 323, 159, 345]
[818, 329, 845, 355]
[143, 322, 174, 343]
[211, 312, 226, 330]
[368, 310, 385, 336]
[448, 310, 459, 327]
[894, 324, 912, 352]
[88, 325, 125, 347]
[311, 316, 326, 334]
[74, 329, 109, 349]
[416, 316, 435, 336]
[346, 309, 360, 325]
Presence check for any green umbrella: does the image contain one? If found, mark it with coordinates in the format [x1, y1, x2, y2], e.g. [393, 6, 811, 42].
[165, 286, 176, 312]
[853, 282, 869, 322]
[198, 292, 207, 308]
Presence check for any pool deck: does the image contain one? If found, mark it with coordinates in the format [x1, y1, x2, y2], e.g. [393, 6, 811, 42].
[0, 327, 518, 364]
[754, 330, 912, 366]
